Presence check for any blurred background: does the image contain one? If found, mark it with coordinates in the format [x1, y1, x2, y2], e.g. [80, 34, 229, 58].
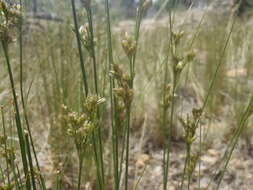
[18, 0, 253, 21]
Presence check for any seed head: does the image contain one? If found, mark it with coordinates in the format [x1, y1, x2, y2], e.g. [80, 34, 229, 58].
[175, 61, 184, 71]
[0, 1, 21, 45]
[84, 95, 106, 114]
[122, 32, 136, 58]
[172, 30, 184, 45]
[79, 24, 88, 36]
[185, 51, 196, 63]
[0, 135, 7, 146]
[192, 108, 202, 121]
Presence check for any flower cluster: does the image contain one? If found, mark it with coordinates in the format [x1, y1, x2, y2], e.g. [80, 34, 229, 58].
[110, 64, 134, 109]
[79, 23, 96, 55]
[163, 84, 172, 109]
[62, 95, 105, 155]
[171, 31, 195, 75]
[0, 1, 21, 45]
[0, 135, 16, 166]
[179, 108, 201, 145]
[179, 108, 202, 175]
[121, 32, 136, 59]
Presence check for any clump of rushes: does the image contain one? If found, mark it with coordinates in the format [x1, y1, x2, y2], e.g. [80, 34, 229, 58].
[162, 29, 195, 190]
[71, 0, 105, 188]
[109, 33, 136, 189]
[104, 0, 121, 189]
[121, 32, 136, 190]
[179, 108, 202, 190]
[115, 2, 151, 189]
[110, 63, 134, 183]
[62, 95, 105, 190]
[80, 2, 106, 187]
[0, 2, 32, 190]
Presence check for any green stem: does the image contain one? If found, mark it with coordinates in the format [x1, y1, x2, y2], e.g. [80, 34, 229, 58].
[215, 96, 253, 189]
[25, 133, 37, 190]
[187, 146, 191, 190]
[19, 1, 46, 188]
[163, 9, 174, 190]
[163, 77, 176, 190]
[104, 0, 120, 189]
[91, 133, 103, 190]
[70, 0, 89, 96]
[1, 108, 10, 186]
[85, 5, 105, 186]
[180, 150, 188, 190]
[86, 8, 99, 94]
[1, 41, 31, 190]
[77, 155, 84, 190]
[124, 108, 131, 190]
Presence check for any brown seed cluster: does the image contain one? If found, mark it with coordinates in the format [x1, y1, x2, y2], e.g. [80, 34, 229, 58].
[0, 1, 21, 45]
[62, 95, 105, 155]
[110, 64, 134, 109]
[121, 32, 136, 59]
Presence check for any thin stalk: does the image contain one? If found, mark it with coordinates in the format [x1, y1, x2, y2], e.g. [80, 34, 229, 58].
[132, 0, 144, 75]
[89, 130, 103, 190]
[196, 20, 235, 127]
[133, 165, 147, 190]
[180, 151, 188, 190]
[0, 166, 5, 185]
[186, 146, 191, 190]
[71, 2, 99, 189]
[119, 119, 127, 181]
[11, 163, 22, 190]
[163, 8, 174, 190]
[194, 16, 235, 189]
[161, 54, 169, 189]
[163, 76, 176, 190]
[124, 108, 131, 190]
[205, 97, 253, 190]
[56, 171, 62, 190]
[70, 0, 89, 96]
[161, 53, 169, 134]
[161, 55, 169, 189]
[86, 8, 99, 94]
[1, 108, 11, 186]
[215, 96, 253, 189]
[15, 164, 23, 190]
[123, 1, 145, 188]
[3, 111, 22, 190]
[1, 41, 31, 190]
[25, 133, 37, 190]
[179, 5, 212, 189]
[104, 0, 119, 189]
[19, 1, 46, 189]
[77, 155, 84, 190]
[198, 121, 201, 188]
[85, 6, 105, 185]
[74, 137, 87, 190]
[91, 133, 103, 190]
